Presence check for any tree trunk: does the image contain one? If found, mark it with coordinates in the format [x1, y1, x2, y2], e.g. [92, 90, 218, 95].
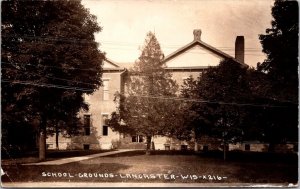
[223, 144, 226, 161]
[151, 135, 155, 150]
[194, 141, 198, 152]
[55, 127, 59, 150]
[39, 127, 46, 161]
[146, 136, 152, 155]
[39, 116, 47, 161]
[194, 130, 198, 152]
[151, 142, 155, 150]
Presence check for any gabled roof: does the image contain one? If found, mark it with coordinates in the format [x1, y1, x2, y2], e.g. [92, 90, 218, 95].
[162, 38, 248, 68]
[103, 58, 126, 71]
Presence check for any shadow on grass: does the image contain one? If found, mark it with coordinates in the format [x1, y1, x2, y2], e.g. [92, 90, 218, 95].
[149, 150, 298, 164]
[230, 161, 298, 184]
[149, 150, 196, 156]
[104, 150, 146, 157]
[46, 149, 114, 158]
[1, 149, 116, 165]
[1, 149, 114, 160]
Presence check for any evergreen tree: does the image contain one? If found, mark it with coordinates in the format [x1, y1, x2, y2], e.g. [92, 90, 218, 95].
[109, 32, 179, 153]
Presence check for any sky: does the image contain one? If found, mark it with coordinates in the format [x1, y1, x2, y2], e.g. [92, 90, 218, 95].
[82, 0, 274, 67]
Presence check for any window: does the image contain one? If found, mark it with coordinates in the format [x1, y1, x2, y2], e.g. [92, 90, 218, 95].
[83, 144, 90, 150]
[103, 126, 108, 136]
[245, 144, 250, 151]
[84, 115, 90, 127]
[102, 115, 109, 136]
[84, 127, 90, 135]
[132, 135, 137, 142]
[132, 135, 144, 143]
[103, 80, 109, 100]
[181, 145, 188, 151]
[84, 115, 90, 136]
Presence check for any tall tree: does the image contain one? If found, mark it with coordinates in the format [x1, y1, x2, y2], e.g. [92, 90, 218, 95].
[244, 68, 298, 146]
[1, 0, 104, 160]
[258, 0, 298, 103]
[256, 0, 298, 147]
[108, 32, 179, 153]
[181, 59, 252, 160]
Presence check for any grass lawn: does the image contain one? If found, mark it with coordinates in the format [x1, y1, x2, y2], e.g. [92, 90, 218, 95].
[1, 149, 114, 165]
[1, 150, 298, 185]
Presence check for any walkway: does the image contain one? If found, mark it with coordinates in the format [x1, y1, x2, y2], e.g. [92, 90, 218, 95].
[23, 149, 137, 166]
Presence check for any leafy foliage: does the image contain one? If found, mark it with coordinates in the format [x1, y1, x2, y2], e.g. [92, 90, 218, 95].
[108, 32, 181, 150]
[258, 0, 298, 103]
[255, 0, 299, 144]
[181, 59, 252, 145]
[1, 0, 104, 158]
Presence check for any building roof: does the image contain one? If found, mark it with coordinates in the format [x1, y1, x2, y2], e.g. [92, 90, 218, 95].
[162, 32, 248, 68]
[104, 30, 249, 71]
[103, 58, 126, 71]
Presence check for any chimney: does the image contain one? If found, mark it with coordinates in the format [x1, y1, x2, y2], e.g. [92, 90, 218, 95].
[193, 29, 202, 41]
[235, 36, 244, 64]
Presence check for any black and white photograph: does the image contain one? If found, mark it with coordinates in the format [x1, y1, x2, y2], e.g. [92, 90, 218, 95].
[1, 0, 299, 188]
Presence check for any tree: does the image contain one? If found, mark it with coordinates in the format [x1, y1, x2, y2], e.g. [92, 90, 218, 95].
[108, 32, 179, 153]
[1, 0, 104, 160]
[181, 59, 252, 160]
[258, 0, 298, 103]
[244, 68, 298, 146]
[46, 107, 84, 150]
[256, 0, 298, 147]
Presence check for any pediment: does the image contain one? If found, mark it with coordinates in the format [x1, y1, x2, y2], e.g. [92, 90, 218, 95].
[165, 44, 225, 68]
